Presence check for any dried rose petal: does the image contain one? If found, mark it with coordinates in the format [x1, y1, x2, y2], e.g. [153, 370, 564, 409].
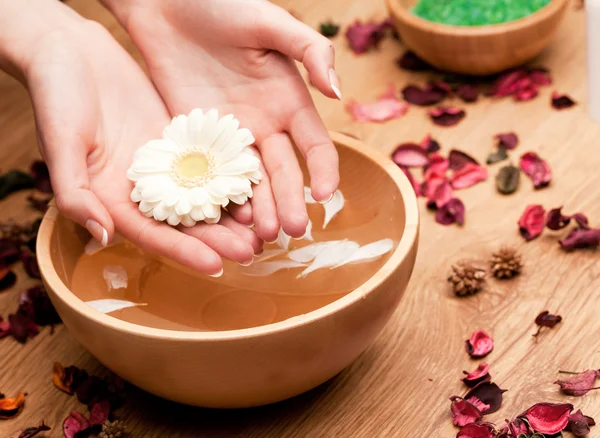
[428, 106, 466, 127]
[423, 153, 449, 180]
[520, 152, 551, 189]
[346, 85, 409, 123]
[345, 19, 392, 54]
[552, 91, 577, 110]
[507, 417, 530, 436]
[420, 134, 440, 153]
[53, 363, 89, 396]
[0, 238, 21, 265]
[530, 68, 552, 86]
[8, 312, 39, 343]
[29, 160, 52, 193]
[555, 370, 600, 396]
[396, 51, 432, 71]
[0, 392, 27, 419]
[448, 150, 478, 171]
[465, 330, 493, 359]
[451, 162, 488, 190]
[457, 422, 496, 438]
[0, 317, 9, 339]
[465, 396, 490, 413]
[566, 410, 596, 437]
[488, 69, 528, 97]
[462, 363, 491, 388]
[63, 412, 91, 438]
[450, 396, 482, 426]
[402, 84, 447, 106]
[436, 198, 465, 226]
[392, 143, 430, 167]
[456, 84, 479, 103]
[0, 265, 17, 291]
[465, 382, 505, 414]
[19, 286, 61, 326]
[20, 251, 40, 279]
[559, 228, 600, 251]
[89, 400, 110, 425]
[399, 167, 422, 197]
[495, 132, 519, 150]
[546, 207, 589, 231]
[18, 422, 51, 438]
[518, 204, 546, 241]
[535, 310, 562, 329]
[424, 176, 453, 208]
[514, 82, 538, 101]
[27, 195, 50, 213]
[520, 402, 574, 434]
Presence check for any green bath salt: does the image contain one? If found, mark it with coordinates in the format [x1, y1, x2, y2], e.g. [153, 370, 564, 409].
[412, 0, 551, 27]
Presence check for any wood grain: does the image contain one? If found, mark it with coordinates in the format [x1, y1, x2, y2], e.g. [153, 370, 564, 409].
[1, 0, 599, 437]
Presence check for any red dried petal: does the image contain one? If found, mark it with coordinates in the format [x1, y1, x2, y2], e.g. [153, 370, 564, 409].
[0, 318, 10, 339]
[20, 251, 40, 279]
[89, 399, 110, 425]
[0, 238, 21, 265]
[450, 396, 482, 427]
[520, 402, 573, 434]
[392, 143, 430, 167]
[18, 422, 51, 438]
[530, 67, 552, 86]
[0, 265, 17, 291]
[559, 228, 600, 251]
[436, 198, 465, 226]
[63, 412, 91, 438]
[507, 418, 530, 436]
[552, 91, 577, 109]
[346, 85, 409, 122]
[424, 176, 453, 208]
[495, 132, 519, 150]
[27, 195, 51, 213]
[547, 207, 592, 231]
[518, 204, 546, 241]
[464, 382, 506, 414]
[451, 162, 488, 190]
[555, 370, 600, 396]
[465, 396, 490, 413]
[465, 330, 493, 359]
[514, 83, 538, 101]
[520, 151, 551, 188]
[456, 84, 479, 103]
[535, 310, 562, 329]
[488, 69, 528, 97]
[396, 51, 432, 71]
[8, 312, 39, 343]
[448, 150, 478, 171]
[402, 84, 447, 106]
[423, 153, 449, 180]
[399, 167, 422, 197]
[566, 410, 596, 437]
[345, 19, 392, 54]
[428, 106, 466, 127]
[29, 160, 52, 193]
[420, 134, 441, 153]
[456, 422, 496, 438]
[462, 363, 491, 388]
[19, 285, 61, 326]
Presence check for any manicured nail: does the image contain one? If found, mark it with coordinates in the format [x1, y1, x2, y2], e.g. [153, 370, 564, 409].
[255, 248, 264, 256]
[319, 193, 334, 205]
[329, 68, 342, 100]
[246, 222, 255, 228]
[208, 268, 224, 278]
[85, 219, 108, 247]
[239, 257, 254, 267]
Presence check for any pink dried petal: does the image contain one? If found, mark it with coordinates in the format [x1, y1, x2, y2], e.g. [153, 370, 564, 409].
[464, 382, 506, 414]
[448, 149, 478, 171]
[436, 198, 465, 226]
[396, 51, 432, 71]
[530, 67, 552, 86]
[465, 396, 490, 414]
[424, 153, 449, 180]
[507, 418, 530, 436]
[63, 412, 90, 438]
[345, 19, 392, 54]
[520, 402, 574, 434]
[391, 143, 430, 167]
[514, 82, 539, 101]
[420, 134, 440, 153]
[402, 84, 447, 106]
[566, 410, 596, 437]
[552, 91, 577, 109]
[518, 204, 546, 241]
[488, 70, 528, 97]
[399, 166, 422, 197]
[89, 400, 110, 425]
[457, 422, 496, 438]
[465, 330, 493, 359]
[450, 396, 482, 427]
[495, 132, 519, 150]
[456, 84, 479, 103]
[346, 85, 409, 123]
[559, 228, 600, 250]
[424, 175, 453, 208]
[462, 363, 491, 388]
[451, 162, 488, 190]
[428, 106, 466, 127]
[555, 370, 600, 396]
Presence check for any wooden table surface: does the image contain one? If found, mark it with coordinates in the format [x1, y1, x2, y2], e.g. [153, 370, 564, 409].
[1, 1, 599, 437]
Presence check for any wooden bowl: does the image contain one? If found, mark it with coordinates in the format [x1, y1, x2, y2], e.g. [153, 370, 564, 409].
[36, 132, 419, 408]
[386, 0, 569, 75]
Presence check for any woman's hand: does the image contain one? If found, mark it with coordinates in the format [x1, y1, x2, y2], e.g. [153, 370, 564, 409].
[2, 0, 261, 275]
[104, 0, 341, 241]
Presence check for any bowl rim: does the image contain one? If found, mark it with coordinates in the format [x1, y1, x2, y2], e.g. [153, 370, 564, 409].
[386, 0, 568, 36]
[37, 132, 419, 342]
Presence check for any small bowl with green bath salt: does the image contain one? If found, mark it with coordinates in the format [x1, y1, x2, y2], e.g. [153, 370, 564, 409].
[386, 0, 569, 75]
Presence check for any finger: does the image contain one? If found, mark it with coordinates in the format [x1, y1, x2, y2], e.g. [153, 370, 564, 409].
[250, 157, 279, 243]
[288, 106, 340, 202]
[259, 133, 307, 238]
[112, 203, 223, 276]
[39, 135, 114, 247]
[181, 216, 255, 265]
[218, 213, 263, 255]
[227, 202, 254, 226]
[256, 4, 341, 100]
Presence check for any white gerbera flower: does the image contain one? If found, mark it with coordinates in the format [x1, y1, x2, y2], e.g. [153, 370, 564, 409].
[127, 109, 262, 226]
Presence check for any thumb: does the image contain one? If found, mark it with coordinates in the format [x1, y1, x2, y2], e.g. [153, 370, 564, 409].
[256, 4, 341, 101]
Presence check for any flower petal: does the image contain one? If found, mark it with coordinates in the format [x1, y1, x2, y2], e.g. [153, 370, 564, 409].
[451, 162, 488, 190]
[346, 85, 409, 122]
[216, 154, 260, 175]
[175, 196, 192, 215]
[559, 228, 600, 251]
[465, 330, 493, 358]
[555, 370, 600, 397]
[391, 143, 430, 167]
[520, 403, 574, 434]
[520, 152, 552, 189]
[428, 106, 466, 126]
[552, 91, 577, 109]
[85, 299, 145, 314]
[323, 190, 344, 229]
[518, 204, 546, 241]
[435, 198, 465, 226]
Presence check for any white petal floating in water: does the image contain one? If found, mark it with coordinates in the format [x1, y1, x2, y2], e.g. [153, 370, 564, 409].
[303, 219, 314, 241]
[275, 228, 291, 250]
[288, 242, 330, 263]
[103, 265, 128, 290]
[304, 186, 317, 204]
[84, 235, 124, 256]
[322, 190, 344, 229]
[85, 299, 146, 314]
[298, 239, 360, 278]
[254, 248, 287, 263]
[332, 238, 395, 269]
[243, 260, 307, 276]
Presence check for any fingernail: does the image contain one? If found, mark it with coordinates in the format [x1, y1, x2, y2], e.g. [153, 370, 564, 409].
[208, 268, 224, 278]
[85, 219, 108, 247]
[246, 222, 255, 228]
[319, 193, 334, 205]
[255, 248, 264, 256]
[239, 256, 254, 267]
[329, 68, 342, 100]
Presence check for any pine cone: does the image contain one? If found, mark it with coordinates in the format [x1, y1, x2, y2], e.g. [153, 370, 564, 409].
[448, 263, 486, 296]
[490, 248, 523, 279]
[99, 420, 126, 438]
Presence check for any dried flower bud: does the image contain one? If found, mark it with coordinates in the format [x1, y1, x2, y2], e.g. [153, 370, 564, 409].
[490, 247, 523, 279]
[448, 263, 486, 296]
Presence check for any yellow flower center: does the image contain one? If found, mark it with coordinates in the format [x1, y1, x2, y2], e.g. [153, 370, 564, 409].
[172, 151, 215, 188]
